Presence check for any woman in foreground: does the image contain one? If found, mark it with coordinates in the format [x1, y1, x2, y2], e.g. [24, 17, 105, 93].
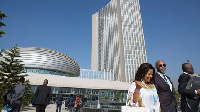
[127, 63, 160, 112]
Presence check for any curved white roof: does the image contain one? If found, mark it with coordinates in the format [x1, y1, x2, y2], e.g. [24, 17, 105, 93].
[26, 73, 130, 90]
[14, 47, 80, 76]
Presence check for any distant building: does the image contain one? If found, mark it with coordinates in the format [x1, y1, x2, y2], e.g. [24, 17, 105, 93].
[0, 49, 5, 53]
[91, 0, 147, 83]
[194, 74, 200, 77]
[80, 69, 114, 81]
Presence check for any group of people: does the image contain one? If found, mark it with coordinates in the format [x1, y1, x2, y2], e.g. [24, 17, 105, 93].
[3, 78, 51, 112]
[56, 93, 81, 112]
[3, 59, 200, 112]
[3, 78, 81, 112]
[127, 59, 200, 112]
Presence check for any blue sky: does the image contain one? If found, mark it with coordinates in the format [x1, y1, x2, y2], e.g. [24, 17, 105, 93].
[0, 0, 200, 89]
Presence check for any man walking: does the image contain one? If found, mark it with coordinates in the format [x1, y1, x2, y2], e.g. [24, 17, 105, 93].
[56, 91, 63, 112]
[5, 76, 26, 112]
[154, 60, 176, 112]
[34, 79, 52, 112]
[178, 63, 200, 112]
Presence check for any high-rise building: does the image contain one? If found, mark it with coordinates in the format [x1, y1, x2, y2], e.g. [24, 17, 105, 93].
[91, 0, 147, 83]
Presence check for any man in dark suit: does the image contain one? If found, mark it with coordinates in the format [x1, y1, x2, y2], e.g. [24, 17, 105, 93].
[154, 60, 176, 112]
[5, 76, 26, 112]
[56, 91, 63, 112]
[178, 63, 200, 112]
[34, 79, 52, 112]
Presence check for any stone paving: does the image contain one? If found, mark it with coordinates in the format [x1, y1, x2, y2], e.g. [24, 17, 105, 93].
[21, 104, 69, 112]
[20, 104, 182, 112]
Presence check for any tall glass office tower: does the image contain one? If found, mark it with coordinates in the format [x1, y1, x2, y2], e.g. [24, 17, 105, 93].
[91, 0, 147, 83]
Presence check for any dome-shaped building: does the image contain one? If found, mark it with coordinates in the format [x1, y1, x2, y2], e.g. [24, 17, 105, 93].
[0, 47, 129, 105]
[3, 47, 80, 77]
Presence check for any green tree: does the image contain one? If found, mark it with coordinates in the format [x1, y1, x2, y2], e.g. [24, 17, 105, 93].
[104, 94, 109, 100]
[22, 80, 34, 108]
[120, 93, 125, 102]
[114, 90, 120, 102]
[173, 89, 181, 104]
[0, 46, 33, 108]
[0, 10, 7, 38]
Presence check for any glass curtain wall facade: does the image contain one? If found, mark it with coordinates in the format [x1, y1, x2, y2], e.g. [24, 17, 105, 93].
[31, 86, 127, 103]
[80, 69, 114, 81]
[91, 0, 147, 83]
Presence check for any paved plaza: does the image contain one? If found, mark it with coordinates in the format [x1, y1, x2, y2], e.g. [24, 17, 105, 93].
[21, 104, 69, 112]
[20, 104, 181, 112]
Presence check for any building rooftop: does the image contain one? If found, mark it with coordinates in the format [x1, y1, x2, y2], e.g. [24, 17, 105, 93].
[26, 73, 130, 90]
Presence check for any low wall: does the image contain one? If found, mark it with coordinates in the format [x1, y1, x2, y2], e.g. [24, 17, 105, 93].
[81, 107, 121, 112]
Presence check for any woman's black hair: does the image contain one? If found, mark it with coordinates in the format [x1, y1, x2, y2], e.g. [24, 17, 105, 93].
[134, 63, 155, 84]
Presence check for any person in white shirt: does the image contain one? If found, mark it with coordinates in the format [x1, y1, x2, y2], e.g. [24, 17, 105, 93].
[127, 63, 160, 112]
